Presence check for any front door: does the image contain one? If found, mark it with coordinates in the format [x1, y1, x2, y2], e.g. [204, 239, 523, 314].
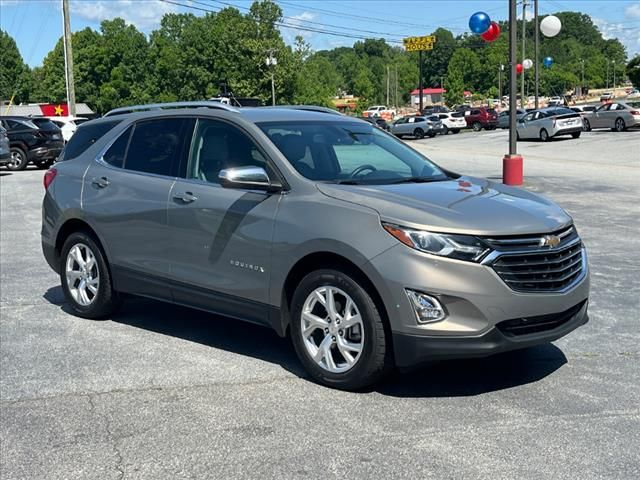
[82, 117, 194, 297]
[166, 118, 281, 325]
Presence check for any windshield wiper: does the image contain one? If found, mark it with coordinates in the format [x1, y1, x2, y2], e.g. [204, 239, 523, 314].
[335, 179, 362, 185]
[388, 176, 447, 184]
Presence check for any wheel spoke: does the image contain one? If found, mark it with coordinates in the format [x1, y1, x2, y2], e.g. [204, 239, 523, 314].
[326, 288, 339, 320]
[70, 246, 85, 268]
[66, 270, 83, 281]
[337, 335, 362, 353]
[341, 312, 362, 330]
[336, 337, 356, 366]
[302, 311, 328, 336]
[313, 334, 333, 364]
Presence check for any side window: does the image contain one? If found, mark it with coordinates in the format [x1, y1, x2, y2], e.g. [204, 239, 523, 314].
[124, 118, 193, 177]
[523, 113, 535, 122]
[63, 120, 123, 161]
[471, 109, 480, 116]
[102, 126, 132, 168]
[187, 119, 267, 184]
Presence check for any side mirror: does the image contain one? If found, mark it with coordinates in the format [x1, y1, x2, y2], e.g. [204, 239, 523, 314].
[518, 118, 525, 123]
[218, 166, 281, 192]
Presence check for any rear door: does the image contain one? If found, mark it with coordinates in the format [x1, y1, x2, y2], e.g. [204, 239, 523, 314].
[82, 117, 195, 298]
[166, 118, 281, 324]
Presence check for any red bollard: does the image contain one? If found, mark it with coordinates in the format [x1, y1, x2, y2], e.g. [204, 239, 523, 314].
[502, 154, 523, 186]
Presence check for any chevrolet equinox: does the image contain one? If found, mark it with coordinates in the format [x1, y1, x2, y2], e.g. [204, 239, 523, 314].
[41, 102, 590, 390]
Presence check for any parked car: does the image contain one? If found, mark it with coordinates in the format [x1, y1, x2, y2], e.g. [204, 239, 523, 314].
[516, 107, 583, 141]
[390, 115, 437, 139]
[362, 105, 396, 119]
[600, 92, 614, 101]
[41, 101, 590, 390]
[421, 105, 449, 115]
[0, 116, 64, 170]
[464, 107, 498, 131]
[569, 105, 597, 113]
[357, 116, 390, 131]
[581, 102, 640, 132]
[0, 126, 9, 167]
[627, 89, 640, 99]
[497, 108, 527, 129]
[435, 112, 466, 134]
[45, 116, 89, 142]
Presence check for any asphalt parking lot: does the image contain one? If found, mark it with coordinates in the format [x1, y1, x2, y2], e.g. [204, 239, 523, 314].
[1, 128, 639, 479]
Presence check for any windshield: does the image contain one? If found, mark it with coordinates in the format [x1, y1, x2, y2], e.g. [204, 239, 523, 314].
[258, 121, 446, 184]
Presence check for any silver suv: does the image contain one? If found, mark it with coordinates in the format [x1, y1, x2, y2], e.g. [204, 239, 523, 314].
[41, 102, 590, 390]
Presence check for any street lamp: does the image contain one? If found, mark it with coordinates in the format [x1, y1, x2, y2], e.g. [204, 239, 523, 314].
[265, 50, 277, 106]
[612, 60, 616, 92]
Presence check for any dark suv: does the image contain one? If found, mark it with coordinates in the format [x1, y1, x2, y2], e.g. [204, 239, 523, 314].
[0, 116, 64, 170]
[464, 107, 498, 131]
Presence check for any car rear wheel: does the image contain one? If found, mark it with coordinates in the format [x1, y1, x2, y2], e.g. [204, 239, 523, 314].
[441, 125, 449, 135]
[582, 118, 591, 131]
[614, 118, 626, 132]
[571, 132, 581, 139]
[472, 122, 482, 132]
[539, 128, 550, 142]
[7, 147, 28, 171]
[36, 159, 54, 169]
[413, 128, 424, 139]
[452, 128, 460, 134]
[290, 269, 390, 390]
[60, 232, 120, 319]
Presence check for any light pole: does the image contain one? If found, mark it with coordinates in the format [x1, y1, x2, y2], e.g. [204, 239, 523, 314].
[534, 0, 539, 109]
[612, 60, 616, 92]
[606, 60, 610, 90]
[521, 0, 527, 108]
[580, 59, 585, 97]
[498, 64, 504, 108]
[265, 50, 277, 106]
[503, 0, 522, 186]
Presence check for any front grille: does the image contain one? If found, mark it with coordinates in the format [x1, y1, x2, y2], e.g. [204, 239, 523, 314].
[496, 300, 587, 337]
[489, 227, 585, 292]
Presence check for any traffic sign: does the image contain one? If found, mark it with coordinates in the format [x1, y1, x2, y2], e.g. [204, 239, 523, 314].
[403, 35, 436, 52]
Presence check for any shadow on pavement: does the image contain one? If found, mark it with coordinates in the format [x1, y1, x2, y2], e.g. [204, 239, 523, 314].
[44, 286, 567, 396]
[0, 172, 12, 177]
[376, 343, 567, 398]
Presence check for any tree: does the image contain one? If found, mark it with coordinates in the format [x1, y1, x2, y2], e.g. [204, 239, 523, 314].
[626, 56, 640, 88]
[447, 48, 481, 94]
[0, 30, 31, 103]
[353, 66, 374, 101]
[444, 67, 464, 107]
[294, 55, 339, 106]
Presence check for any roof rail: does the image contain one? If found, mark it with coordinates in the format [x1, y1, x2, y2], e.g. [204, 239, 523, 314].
[262, 105, 343, 116]
[103, 101, 240, 117]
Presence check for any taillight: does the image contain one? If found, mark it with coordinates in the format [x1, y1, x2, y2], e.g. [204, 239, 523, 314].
[631, 110, 640, 115]
[43, 168, 57, 190]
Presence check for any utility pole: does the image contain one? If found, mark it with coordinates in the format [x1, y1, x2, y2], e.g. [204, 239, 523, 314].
[581, 59, 585, 96]
[62, 0, 76, 116]
[534, 0, 539, 109]
[606, 60, 609, 90]
[498, 64, 504, 108]
[265, 49, 277, 106]
[503, 0, 522, 186]
[386, 65, 390, 106]
[394, 64, 398, 109]
[521, 0, 527, 109]
[612, 60, 616, 92]
[418, 50, 424, 112]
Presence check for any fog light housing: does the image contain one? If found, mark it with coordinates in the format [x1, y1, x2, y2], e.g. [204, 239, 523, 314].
[405, 290, 446, 323]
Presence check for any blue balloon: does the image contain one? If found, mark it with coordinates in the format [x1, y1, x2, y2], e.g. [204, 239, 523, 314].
[469, 12, 491, 34]
[543, 56, 554, 67]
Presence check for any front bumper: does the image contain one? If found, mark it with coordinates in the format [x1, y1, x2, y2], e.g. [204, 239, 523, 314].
[393, 300, 588, 367]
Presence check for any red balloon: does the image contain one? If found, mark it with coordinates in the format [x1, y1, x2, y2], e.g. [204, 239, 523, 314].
[516, 63, 523, 74]
[481, 21, 501, 42]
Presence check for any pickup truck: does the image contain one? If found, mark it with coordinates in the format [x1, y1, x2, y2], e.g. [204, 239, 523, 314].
[362, 105, 396, 120]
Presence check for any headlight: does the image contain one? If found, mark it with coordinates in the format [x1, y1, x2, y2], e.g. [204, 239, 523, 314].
[382, 223, 491, 262]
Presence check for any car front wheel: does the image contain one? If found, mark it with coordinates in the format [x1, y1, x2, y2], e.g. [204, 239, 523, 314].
[472, 122, 482, 132]
[290, 269, 390, 390]
[60, 232, 120, 319]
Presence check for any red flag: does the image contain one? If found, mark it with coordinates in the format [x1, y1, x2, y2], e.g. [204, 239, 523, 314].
[39, 103, 69, 116]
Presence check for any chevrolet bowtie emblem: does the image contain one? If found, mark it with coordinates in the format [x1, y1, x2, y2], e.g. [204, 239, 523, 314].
[539, 234, 561, 248]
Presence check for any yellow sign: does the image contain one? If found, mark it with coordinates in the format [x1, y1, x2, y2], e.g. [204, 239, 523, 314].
[403, 35, 436, 52]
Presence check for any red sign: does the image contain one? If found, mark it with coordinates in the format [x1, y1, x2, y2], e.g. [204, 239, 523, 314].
[39, 103, 69, 116]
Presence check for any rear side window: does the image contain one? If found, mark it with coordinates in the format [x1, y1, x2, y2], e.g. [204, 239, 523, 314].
[123, 118, 193, 177]
[103, 126, 132, 168]
[62, 120, 122, 161]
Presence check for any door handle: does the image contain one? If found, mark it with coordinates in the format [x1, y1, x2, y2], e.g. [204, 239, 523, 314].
[91, 176, 110, 188]
[173, 191, 198, 203]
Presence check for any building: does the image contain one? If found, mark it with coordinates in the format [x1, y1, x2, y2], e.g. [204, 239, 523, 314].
[0, 103, 95, 118]
[409, 89, 473, 106]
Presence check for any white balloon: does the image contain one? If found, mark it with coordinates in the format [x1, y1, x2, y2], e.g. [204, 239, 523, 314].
[523, 59, 533, 69]
[540, 15, 562, 37]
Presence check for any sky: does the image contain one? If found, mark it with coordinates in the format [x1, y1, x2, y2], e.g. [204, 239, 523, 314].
[1, 0, 639, 68]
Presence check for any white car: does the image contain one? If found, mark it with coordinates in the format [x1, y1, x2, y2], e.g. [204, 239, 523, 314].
[45, 116, 88, 142]
[435, 112, 466, 134]
[627, 90, 640, 99]
[362, 105, 396, 118]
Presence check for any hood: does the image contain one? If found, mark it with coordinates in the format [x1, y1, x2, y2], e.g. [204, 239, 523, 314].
[317, 176, 571, 236]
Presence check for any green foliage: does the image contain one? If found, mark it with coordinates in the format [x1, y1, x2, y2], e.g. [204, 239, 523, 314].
[1, 4, 630, 110]
[627, 56, 640, 88]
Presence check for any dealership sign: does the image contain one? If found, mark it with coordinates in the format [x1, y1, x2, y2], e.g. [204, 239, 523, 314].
[403, 36, 436, 51]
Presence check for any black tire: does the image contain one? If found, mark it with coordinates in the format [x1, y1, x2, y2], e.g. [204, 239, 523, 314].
[472, 122, 482, 132]
[539, 128, 550, 142]
[452, 129, 460, 134]
[413, 128, 424, 139]
[7, 147, 28, 171]
[441, 125, 449, 135]
[290, 269, 390, 391]
[36, 159, 54, 169]
[571, 131, 581, 139]
[582, 118, 591, 131]
[614, 117, 626, 132]
[427, 131, 437, 138]
[516, 131, 521, 141]
[60, 231, 120, 319]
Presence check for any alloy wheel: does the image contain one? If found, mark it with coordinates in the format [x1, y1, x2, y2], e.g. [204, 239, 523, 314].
[300, 286, 364, 374]
[7, 150, 25, 170]
[65, 243, 100, 306]
[615, 118, 625, 132]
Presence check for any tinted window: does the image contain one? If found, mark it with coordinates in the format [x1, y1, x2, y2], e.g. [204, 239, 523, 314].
[487, 109, 497, 115]
[124, 118, 193, 176]
[102, 126, 132, 168]
[6, 119, 37, 130]
[63, 120, 123, 161]
[32, 119, 60, 130]
[187, 119, 267, 183]
[471, 110, 480, 115]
